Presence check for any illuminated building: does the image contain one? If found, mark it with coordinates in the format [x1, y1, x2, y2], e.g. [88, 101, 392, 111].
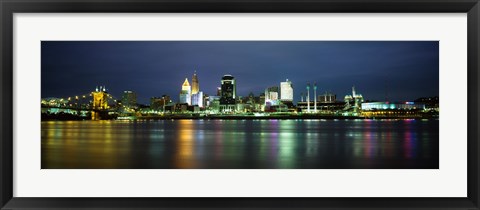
[121, 90, 137, 108]
[361, 101, 425, 110]
[265, 86, 279, 106]
[219, 74, 236, 112]
[361, 101, 426, 118]
[150, 95, 171, 111]
[280, 79, 293, 102]
[208, 96, 221, 112]
[189, 71, 204, 107]
[179, 78, 191, 105]
[344, 86, 364, 112]
[191, 91, 204, 107]
[300, 91, 342, 113]
[192, 71, 199, 94]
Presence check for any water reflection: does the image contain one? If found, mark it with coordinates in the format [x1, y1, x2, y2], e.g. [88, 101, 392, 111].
[42, 119, 439, 169]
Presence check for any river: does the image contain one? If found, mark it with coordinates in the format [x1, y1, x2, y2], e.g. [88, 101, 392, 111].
[41, 119, 439, 169]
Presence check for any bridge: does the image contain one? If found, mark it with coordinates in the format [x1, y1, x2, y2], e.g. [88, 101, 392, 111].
[41, 86, 126, 120]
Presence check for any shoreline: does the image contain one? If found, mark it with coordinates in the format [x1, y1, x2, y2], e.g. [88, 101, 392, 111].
[42, 115, 438, 121]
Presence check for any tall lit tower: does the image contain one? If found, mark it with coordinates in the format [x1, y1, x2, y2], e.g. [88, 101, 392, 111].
[280, 79, 293, 102]
[121, 90, 137, 108]
[219, 75, 236, 112]
[179, 78, 191, 105]
[306, 83, 310, 113]
[314, 82, 317, 113]
[91, 86, 109, 120]
[192, 70, 199, 94]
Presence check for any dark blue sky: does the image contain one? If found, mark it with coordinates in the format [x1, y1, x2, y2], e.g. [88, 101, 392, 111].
[41, 41, 439, 104]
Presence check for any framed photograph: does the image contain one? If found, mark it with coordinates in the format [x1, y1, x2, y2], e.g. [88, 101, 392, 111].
[1, 0, 479, 209]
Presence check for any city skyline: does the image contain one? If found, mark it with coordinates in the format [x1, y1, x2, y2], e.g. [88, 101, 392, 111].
[42, 41, 439, 104]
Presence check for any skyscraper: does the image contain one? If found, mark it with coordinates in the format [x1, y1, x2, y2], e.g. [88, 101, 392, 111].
[190, 71, 204, 107]
[219, 74, 236, 112]
[280, 79, 293, 102]
[191, 91, 204, 107]
[192, 71, 199, 94]
[121, 90, 137, 108]
[179, 78, 191, 105]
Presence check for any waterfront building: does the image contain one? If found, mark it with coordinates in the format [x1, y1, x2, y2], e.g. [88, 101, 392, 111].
[150, 95, 171, 111]
[344, 86, 364, 112]
[361, 101, 425, 110]
[121, 90, 137, 108]
[219, 75, 236, 112]
[179, 78, 191, 105]
[280, 79, 293, 102]
[208, 95, 221, 113]
[265, 86, 280, 106]
[361, 101, 426, 118]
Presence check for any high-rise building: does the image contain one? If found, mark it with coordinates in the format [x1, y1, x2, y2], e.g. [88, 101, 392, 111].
[280, 79, 293, 102]
[121, 90, 137, 108]
[189, 71, 205, 107]
[191, 91, 204, 108]
[219, 75, 236, 112]
[179, 78, 191, 105]
[192, 71, 199, 94]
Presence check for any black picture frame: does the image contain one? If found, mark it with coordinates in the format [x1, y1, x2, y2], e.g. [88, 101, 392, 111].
[1, 0, 479, 209]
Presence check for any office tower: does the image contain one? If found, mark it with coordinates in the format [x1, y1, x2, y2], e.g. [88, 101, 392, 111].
[121, 90, 137, 108]
[179, 78, 191, 105]
[192, 91, 204, 108]
[192, 71, 199, 94]
[280, 79, 293, 102]
[219, 74, 236, 112]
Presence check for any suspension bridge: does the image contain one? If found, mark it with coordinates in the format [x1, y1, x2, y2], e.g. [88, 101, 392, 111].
[41, 86, 127, 120]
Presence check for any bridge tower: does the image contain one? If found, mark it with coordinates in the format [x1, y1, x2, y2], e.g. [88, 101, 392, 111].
[91, 86, 109, 120]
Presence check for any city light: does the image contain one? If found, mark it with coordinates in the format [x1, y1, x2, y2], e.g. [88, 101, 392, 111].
[41, 72, 438, 121]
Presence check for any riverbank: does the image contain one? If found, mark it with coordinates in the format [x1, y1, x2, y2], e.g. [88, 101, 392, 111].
[42, 112, 438, 121]
[136, 115, 436, 120]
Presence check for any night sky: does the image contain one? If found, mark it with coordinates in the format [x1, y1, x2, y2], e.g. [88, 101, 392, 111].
[41, 41, 439, 104]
